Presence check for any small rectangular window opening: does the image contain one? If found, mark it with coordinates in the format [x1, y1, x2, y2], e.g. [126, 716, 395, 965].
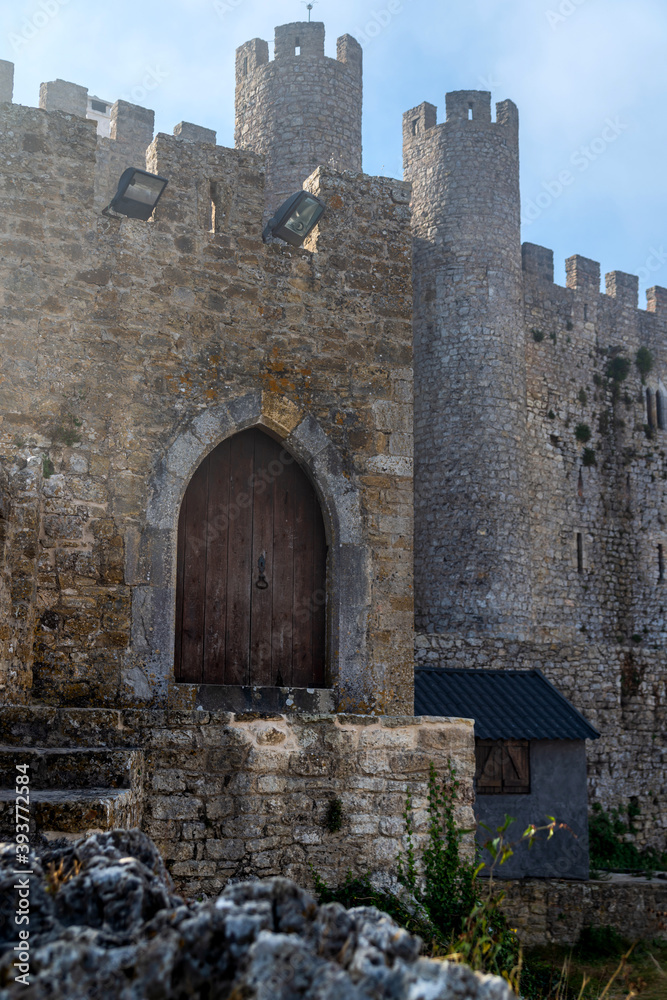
[647, 388, 656, 429]
[577, 532, 584, 573]
[475, 740, 530, 795]
[243, 56, 248, 76]
[91, 99, 107, 113]
[583, 304, 588, 321]
[208, 180, 216, 233]
[412, 119, 419, 136]
[659, 544, 665, 583]
[657, 391, 665, 430]
[295, 39, 301, 55]
[468, 104, 473, 120]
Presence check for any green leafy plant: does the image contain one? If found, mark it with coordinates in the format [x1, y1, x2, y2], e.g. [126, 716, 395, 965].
[549, 331, 557, 344]
[582, 448, 596, 467]
[51, 413, 83, 447]
[589, 802, 667, 873]
[575, 423, 592, 443]
[42, 456, 55, 479]
[310, 868, 436, 942]
[532, 328, 545, 343]
[578, 389, 588, 406]
[324, 797, 343, 833]
[398, 761, 479, 946]
[607, 356, 631, 383]
[547, 409, 556, 420]
[635, 346, 654, 380]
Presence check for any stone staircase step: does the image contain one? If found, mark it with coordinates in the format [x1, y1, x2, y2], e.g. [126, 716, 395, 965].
[0, 787, 141, 838]
[0, 747, 141, 790]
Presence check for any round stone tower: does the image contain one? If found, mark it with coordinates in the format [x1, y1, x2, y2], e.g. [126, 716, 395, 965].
[235, 21, 362, 217]
[403, 91, 532, 638]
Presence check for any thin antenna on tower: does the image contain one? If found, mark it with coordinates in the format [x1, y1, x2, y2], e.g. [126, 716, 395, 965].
[302, 1, 317, 22]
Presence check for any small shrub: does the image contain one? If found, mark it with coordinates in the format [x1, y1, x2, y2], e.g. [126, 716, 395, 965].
[582, 448, 596, 467]
[607, 356, 631, 383]
[589, 802, 667, 873]
[636, 346, 654, 379]
[42, 456, 55, 479]
[398, 761, 479, 945]
[593, 373, 603, 387]
[51, 414, 83, 447]
[575, 924, 628, 959]
[324, 797, 343, 833]
[598, 410, 610, 435]
[531, 328, 545, 343]
[310, 869, 434, 941]
[566, 319, 574, 331]
[547, 409, 556, 420]
[575, 423, 592, 443]
[549, 331, 557, 344]
[578, 389, 588, 406]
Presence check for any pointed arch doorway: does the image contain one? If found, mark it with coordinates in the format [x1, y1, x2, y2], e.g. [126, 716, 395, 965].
[174, 428, 328, 687]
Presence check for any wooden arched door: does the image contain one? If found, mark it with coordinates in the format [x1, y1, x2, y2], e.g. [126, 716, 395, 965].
[175, 429, 327, 687]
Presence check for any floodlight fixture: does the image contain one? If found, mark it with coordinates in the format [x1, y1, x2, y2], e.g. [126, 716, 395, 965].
[102, 168, 168, 220]
[262, 191, 326, 247]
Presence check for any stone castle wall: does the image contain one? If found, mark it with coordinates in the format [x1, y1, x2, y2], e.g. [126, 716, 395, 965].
[235, 22, 362, 219]
[501, 876, 667, 946]
[0, 90, 414, 716]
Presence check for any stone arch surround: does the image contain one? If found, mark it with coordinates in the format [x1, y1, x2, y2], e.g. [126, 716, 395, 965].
[126, 390, 369, 708]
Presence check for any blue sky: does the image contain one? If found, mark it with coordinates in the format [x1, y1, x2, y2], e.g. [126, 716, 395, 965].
[3, 0, 666, 300]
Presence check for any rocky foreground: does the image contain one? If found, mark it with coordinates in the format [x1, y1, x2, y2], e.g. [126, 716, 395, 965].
[0, 830, 514, 999]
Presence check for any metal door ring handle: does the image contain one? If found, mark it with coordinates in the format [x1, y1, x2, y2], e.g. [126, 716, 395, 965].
[256, 554, 269, 590]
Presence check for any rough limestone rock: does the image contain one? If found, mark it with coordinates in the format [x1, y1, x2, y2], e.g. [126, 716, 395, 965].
[0, 831, 516, 1000]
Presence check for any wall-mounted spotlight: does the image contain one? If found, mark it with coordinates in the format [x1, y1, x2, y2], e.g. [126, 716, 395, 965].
[262, 191, 326, 247]
[102, 168, 168, 220]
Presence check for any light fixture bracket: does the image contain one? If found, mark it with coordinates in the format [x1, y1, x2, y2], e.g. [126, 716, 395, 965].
[102, 168, 169, 221]
[263, 190, 326, 247]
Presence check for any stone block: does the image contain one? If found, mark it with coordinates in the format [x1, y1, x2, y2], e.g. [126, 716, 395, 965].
[205, 839, 245, 861]
[0, 61, 14, 104]
[39, 79, 88, 117]
[173, 121, 217, 145]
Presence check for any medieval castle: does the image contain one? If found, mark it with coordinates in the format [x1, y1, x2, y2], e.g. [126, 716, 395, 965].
[0, 19, 664, 902]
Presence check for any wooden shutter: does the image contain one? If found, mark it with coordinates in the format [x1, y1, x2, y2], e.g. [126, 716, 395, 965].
[475, 739, 530, 795]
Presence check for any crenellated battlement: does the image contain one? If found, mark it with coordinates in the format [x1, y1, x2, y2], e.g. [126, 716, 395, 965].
[522, 242, 667, 320]
[235, 22, 362, 86]
[0, 61, 222, 215]
[402, 90, 518, 150]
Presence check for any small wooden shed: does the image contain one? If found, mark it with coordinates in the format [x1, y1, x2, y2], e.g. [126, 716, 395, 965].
[414, 668, 600, 879]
